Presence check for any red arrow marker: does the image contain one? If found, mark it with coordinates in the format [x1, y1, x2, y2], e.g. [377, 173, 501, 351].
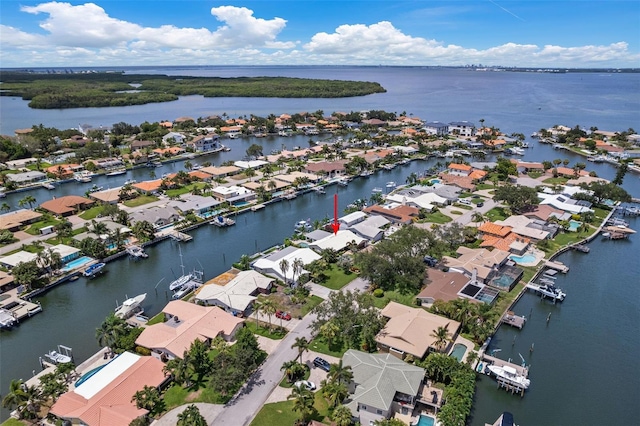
[331, 193, 340, 234]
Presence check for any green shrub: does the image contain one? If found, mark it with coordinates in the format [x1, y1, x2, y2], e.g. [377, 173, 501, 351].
[373, 288, 384, 298]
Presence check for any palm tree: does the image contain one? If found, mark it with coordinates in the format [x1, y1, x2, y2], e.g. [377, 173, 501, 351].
[287, 385, 315, 424]
[328, 360, 353, 386]
[279, 258, 290, 284]
[91, 219, 108, 236]
[321, 380, 348, 408]
[131, 385, 164, 417]
[95, 313, 126, 349]
[18, 195, 37, 210]
[331, 404, 353, 426]
[163, 356, 190, 387]
[291, 336, 309, 364]
[431, 324, 452, 353]
[184, 160, 193, 171]
[319, 320, 340, 349]
[260, 298, 277, 330]
[252, 298, 264, 328]
[244, 167, 256, 182]
[291, 258, 304, 284]
[1, 202, 11, 213]
[177, 404, 206, 426]
[280, 359, 299, 383]
[2, 379, 29, 417]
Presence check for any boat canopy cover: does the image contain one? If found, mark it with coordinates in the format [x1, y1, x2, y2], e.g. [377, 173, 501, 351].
[501, 412, 514, 426]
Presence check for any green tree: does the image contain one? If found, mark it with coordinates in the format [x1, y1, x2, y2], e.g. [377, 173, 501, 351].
[131, 385, 164, 417]
[186, 339, 212, 386]
[246, 144, 264, 158]
[328, 359, 353, 386]
[431, 324, 452, 352]
[287, 385, 315, 424]
[1, 202, 12, 213]
[612, 162, 628, 186]
[321, 379, 348, 407]
[260, 297, 277, 330]
[95, 313, 127, 349]
[2, 379, 29, 417]
[331, 405, 353, 426]
[279, 258, 290, 284]
[11, 260, 40, 290]
[18, 195, 37, 210]
[493, 184, 540, 213]
[291, 336, 309, 365]
[177, 404, 207, 426]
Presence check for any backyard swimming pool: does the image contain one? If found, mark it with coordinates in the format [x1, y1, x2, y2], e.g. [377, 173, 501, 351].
[568, 220, 581, 232]
[450, 343, 468, 362]
[61, 256, 93, 272]
[509, 253, 536, 264]
[416, 414, 435, 426]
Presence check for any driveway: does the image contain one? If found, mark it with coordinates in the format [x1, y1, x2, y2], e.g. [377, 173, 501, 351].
[152, 403, 224, 426]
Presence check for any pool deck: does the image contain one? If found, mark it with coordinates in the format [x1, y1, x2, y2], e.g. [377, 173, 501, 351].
[509, 248, 545, 267]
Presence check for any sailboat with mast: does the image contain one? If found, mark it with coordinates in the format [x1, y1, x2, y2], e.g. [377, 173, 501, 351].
[168, 247, 193, 291]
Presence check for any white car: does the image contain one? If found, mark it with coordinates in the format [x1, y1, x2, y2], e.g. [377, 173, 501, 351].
[294, 380, 316, 391]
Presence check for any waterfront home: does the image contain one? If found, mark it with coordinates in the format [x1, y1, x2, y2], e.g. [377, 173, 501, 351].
[551, 166, 590, 178]
[274, 171, 322, 186]
[130, 140, 156, 152]
[305, 160, 347, 178]
[0, 270, 15, 293]
[0, 209, 43, 232]
[252, 246, 320, 283]
[437, 173, 476, 191]
[131, 179, 163, 195]
[89, 157, 124, 170]
[482, 139, 507, 150]
[88, 187, 123, 205]
[304, 229, 332, 242]
[4, 157, 37, 169]
[136, 300, 244, 360]
[442, 247, 510, 285]
[363, 149, 395, 165]
[153, 146, 185, 157]
[50, 352, 168, 426]
[364, 204, 420, 225]
[6, 170, 47, 186]
[342, 349, 426, 425]
[187, 133, 221, 152]
[422, 121, 449, 136]
[49, 244, 82, 264]
[45, 163, 84, 179]
[168, 194, 221, 215]
[200, 165, 241, 179]
[234, 160, 268, 170]
[348, 215, 390, 243]
[243, 179, 289, 193]
[514, 161, 545, 174]
[377, 301, 461, 360]
[448, 121, 476, 137]
[194, 270, 274, 317]
[161, 131, 185, 145]
[211, 185, 256, 205]
[40, 195, 95, 217]
[339, 211, 368, 228]
[495, 215, 557, 241]
[309, 230, 366, 253]
[537, 192, 593, 214]
[129, 206, 181, 229]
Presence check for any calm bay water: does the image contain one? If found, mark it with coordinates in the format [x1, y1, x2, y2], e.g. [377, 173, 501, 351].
[1, 67, 639, 424]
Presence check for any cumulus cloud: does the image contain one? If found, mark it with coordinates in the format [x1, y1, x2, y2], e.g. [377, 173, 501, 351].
[3, 2, 639, 67]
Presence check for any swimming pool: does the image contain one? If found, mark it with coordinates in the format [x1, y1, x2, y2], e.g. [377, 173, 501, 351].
[450, 343, 467, 362]
[61, 256, 93, 272]
[429, 179, 441, 185]
[509, 253, 536, 264]
[568, 220, 581, 232]
[417, 414, 435, 426]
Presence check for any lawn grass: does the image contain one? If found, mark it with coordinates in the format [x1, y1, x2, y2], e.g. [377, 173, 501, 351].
[372, 289, 417, 309]
[491, 281, 526, 318]
[79, 206, 103, 220]
[245, 320, 287, 340]
[301, 295, 323, 316]
[24, 217, 62, 235]
[450, 210, 463, 215]
[318, 265, 357, 290]
[542, 177, 569, 185]
[419, 211, 452, 224]
[147, 311, 166, 325]
[309, 335, 349, 358]
[249, 390, 330, 426]
[123, 195, 160, 207]
[452, 204, 473, 210]
[475, 183, 494, 190]
[165, 183, 205, 198]
[485, 206, 509, 222]
[163, 382, 228, 410]
[1, 417, 25, 426]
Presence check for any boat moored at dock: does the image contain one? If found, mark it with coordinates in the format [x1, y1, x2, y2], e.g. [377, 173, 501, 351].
[212, 216, 236, 227]
[83, 262, 106, 278]
[114, 293, 146, 319]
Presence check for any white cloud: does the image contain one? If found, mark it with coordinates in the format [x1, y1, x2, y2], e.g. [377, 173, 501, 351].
[2, 3, 639, 67]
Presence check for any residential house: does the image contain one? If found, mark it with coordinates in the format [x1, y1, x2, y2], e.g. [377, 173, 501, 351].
[342, 349, 426, 425]
[523, 205, 570, 222]
[495, 215, 556, 241]
[234, 160, 268, 170]
[6, 171, 47, 185]
[135, 300, 244, 360]
[442, 247, 510, 285]
[45, 164, 83, 179]
[348, 215, 390, 243]
[447, 163, 472, 177]
[305, 160, 347, 177]
[130, 140, 156, 152]
[448, 121, 476, 137]
[40, 195, 95, 217]
[363, 204, 419, 225]
[422, 122, 449, 136]
[477, 222, 530, 255]
[168, 195, 222, 215]
[0, 209, 43, 232]
[211, 185, 256, 205]
[161, 132, 185, 145]
[194, 270, 274, 316]
[309, 230, 366, 253]
[187, 134, 221, 152]
[131, 180, 163, 195]
[376, 302, 461, 360]
[200, 165, 241, 179]
[537, 192, 593, 214]
[252, 246, 321, 282]
[416, 268, 473, 306]
[339, 211, 368, 228]
[129, 206, 181, 228]
[0, 251, 38, 269]
[49, 244, 81, 264]
[50, 352, 168, 426]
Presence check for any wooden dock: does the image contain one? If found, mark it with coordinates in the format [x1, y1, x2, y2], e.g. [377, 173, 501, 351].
[501, 311, 526, 329]
[544, 260, 569, 273]
[170, 231, 193, 242]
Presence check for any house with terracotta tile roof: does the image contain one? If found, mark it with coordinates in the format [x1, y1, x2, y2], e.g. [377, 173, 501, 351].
[552, 167, 590, 178]
[50, 352, 168, 426]
[200, 165, 241, 178]
[45, 164, 83, 178]
[376, 301, 461, 360]
[130, 140, 156, 151]
[437, 173, 476, 191]
[447, 163, 472, 176]
[477, 222, 530, 254]
[523, 205, 570, 222]
[132, 180, 163, 194]
[0, 209, 43, 231]
[304, 160, 347, 177]
[363, 204, 419, 225]
[40, 195, 94, 217]
[416, 268, 473, 306]
[136, 300, 244, 360]
[482, 139, 506, 149]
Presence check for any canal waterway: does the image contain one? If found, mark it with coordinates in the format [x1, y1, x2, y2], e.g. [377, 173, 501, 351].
[1, 67, 639, 424]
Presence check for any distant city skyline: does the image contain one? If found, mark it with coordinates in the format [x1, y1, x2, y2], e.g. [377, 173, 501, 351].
[1, 0, 639, 68]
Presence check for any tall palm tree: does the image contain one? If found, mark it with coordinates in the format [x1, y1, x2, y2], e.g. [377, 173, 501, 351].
[291, 258, 304, 284]
[280, 359, 299, 383]
[331, 404, 353, 426]
[321, 380, 348, 408]
[291, 336, 309, 364]
[279, 258, 290, 284]
[260, 298, 277, 330]
[252, 298, 264, 328]
[2, 379, 29, 416]
[177, 404, 206, 426]
[328, 360, 353, 386]
[1, 202, 11, 213]
[287, 385, 315, 424]
[18, 195, 37, 210]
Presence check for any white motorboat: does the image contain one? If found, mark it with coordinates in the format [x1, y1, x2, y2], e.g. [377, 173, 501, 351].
[74, 171, 92, 183]
[359, 170, 373, 178]
[106, 168, 127, 176]
[83, 262, 106, 278]
[0, 308, 17, 329]
[486, 364, 530, 389]
[44, 346, 73, 365]
[126, 245, 148, 259]
[386, 181, 397, 189]
[115, 293, 146, 319]
[538, 284, 566, 301]
[42, 182, 56, 190]
[211, 216, 236, 227]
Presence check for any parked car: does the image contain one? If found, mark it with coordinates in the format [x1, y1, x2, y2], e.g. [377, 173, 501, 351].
[458, 198, 472, 205]
[276, 310, 291, 321]
[477, 202, 484, 207]
[423, 255, 438, 267]
[313, 357, 331, 372]
[294, 380, 316, 391]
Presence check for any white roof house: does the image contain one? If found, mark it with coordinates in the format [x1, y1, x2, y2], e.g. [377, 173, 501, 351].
[495, 216, 551, 241]
[309, 230, 366, 252]
[168, 195, 221, 213]
[339, 211, 367, 227]
[211, 185, 256, 203]
[195, 270, 274, 315]
[252, 246, 321, 282]
[386, 191, 447, 210]
[50, 244, 82, 263]
[234, 160, 269, 169]
[0, 251, 38, 269]
[537, 192, 593, 214]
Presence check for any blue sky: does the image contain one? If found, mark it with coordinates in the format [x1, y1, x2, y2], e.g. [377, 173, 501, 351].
[1, 0, 639, 67]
